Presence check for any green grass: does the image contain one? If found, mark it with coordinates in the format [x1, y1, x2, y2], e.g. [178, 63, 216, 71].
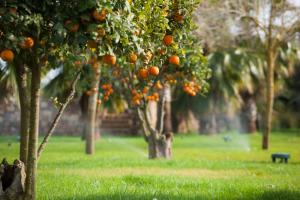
[1, 132, 300, 200]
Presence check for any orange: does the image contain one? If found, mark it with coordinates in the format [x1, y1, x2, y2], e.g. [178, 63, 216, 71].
[20, 37, 34, 49]
[103, 54, 116, 65]
[92, 9, 106, 22]
[169, 55, 180, 66]
[142, 87, 149, 94]
[104, 96, 109, 101]
[97, 99, 102, 105]
[148, 66, 159, 76]
[0, 49, 14, 62]
[163, 35, 173, 46]
[155, 81, 163, 90]
[129, 53, 138, 63]
[138, 68, 149, 79]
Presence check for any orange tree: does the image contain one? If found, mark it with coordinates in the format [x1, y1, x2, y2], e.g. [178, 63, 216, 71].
[0, 0, 136, 199]
[98, 0, 210, 159]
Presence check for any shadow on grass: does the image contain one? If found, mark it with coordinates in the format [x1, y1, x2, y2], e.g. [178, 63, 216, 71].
[53, 190, 300, 200]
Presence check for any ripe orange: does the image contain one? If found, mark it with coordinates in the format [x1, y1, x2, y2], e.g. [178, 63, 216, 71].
[104, 95, 109, 101]
[0, 49, 14, 62]
[148, 66, 159, 76]
[169, 55, 180, 66]
[97, 99, 102, 105]
[103, 54, 116, 65]
[131, 89, 138, 95]
[129, 53, 138, 63]
[20, 37, 34, 49]
[142, 87, 149, 94]
[163, 35, 173, 46]
[138, 68, 149, 79]
[92, 9, 106, 22]
[155, 81, 163, 90]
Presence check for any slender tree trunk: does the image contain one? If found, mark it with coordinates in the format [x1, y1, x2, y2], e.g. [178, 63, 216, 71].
[263, 50, 275, 149]
[85, 73, 100, 155]
[147, 132, 172, 159]
[24, 61, 41, 200]
[14, 60, 30, 167]
[162, 84, 173, 133]
[147, 134, 158, 159]
[80, 94, 89, 140]
[239, 91, 257, 134]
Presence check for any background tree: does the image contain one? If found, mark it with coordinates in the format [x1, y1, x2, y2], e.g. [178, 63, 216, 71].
[195, 0, 300, 148]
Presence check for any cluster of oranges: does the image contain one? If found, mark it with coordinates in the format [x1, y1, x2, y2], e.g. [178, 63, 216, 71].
[131, 89, 143, 105]
[147, 92, 160, 102]
[165, 74, 177, 85]
[101, 84, 114, 101]
[1, 37, 35, 63]
[65, 8, 107, 34]
[138, 66, 160, 79]
[183, 82, 201, 97]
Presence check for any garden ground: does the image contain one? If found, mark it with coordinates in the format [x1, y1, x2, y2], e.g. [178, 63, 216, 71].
[0, 131, 300, 200]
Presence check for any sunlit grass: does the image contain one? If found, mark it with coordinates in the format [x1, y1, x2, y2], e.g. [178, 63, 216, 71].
[0, 131, 300, 199]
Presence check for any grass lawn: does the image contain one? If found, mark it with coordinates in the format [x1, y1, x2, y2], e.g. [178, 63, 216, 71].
[0, 132, 300, 200]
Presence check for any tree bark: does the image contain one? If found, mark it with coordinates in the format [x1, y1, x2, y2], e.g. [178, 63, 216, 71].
[162, 84, 173, 133]
[24, 60, 41, 200]
[85, 73, 100, 155]
[263, 50, 275, 149]
[0, 159, 26, 200]
[239, 91, 257, 134]
[80, 94, 89, 140]
[14, 60, 30, 167]
[138, 105, 172, 159]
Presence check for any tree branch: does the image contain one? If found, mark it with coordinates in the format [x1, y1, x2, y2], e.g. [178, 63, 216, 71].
[141, 106, 157, 137]
[158, 93, 166, 135]
[137, 108, 150, 141]
[37, 70, 81, 160]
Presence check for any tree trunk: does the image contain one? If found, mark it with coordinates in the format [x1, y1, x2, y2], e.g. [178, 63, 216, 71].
[162, 84, 173, 133]
[14, 60, 30, 167]
[85, 73, 100, 155]
[263, 50, 275, 150]
[239, 91, 257, 134]
[24, 61, 41, 200]
[79, 94, 89, 140]
[147, 133, 173, 159]
[0, 159, 26, 200]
